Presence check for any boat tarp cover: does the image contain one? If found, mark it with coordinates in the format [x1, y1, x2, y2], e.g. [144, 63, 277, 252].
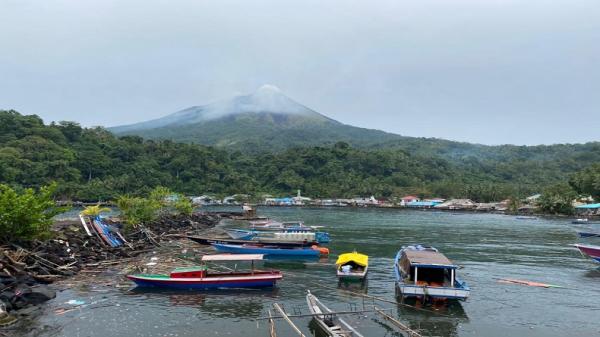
[335, 252, 368, 267]
[403, 250, 455, 268]
[202, 254, 264, 261]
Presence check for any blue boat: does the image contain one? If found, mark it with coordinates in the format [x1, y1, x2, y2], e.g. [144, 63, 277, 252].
[212, 243, 328, 257]
[394, 245, 470, 301]
[578, 231, 600, 238]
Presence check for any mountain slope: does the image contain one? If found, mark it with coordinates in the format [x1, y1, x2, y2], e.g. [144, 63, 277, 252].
[110, 85, 403, 152]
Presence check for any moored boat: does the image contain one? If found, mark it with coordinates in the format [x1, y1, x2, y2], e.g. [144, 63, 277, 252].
[394, 245, 470, 301]
[127, 254, 282, 289]
[185, 235, 318, 247]
[306, 290, 364, 337]
[577, 231, 600, 238]
[226, 228, 331, 243]
[335, 252, 368, 280]
[212, 243, 329, 257]
[249, 220, 319, 231]
[574, 243, 600, 263]
[572, 218, 589, 224]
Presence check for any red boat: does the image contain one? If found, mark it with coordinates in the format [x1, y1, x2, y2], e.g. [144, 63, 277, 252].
[127, 254, 283, 289]
[574, 244, 600, 263]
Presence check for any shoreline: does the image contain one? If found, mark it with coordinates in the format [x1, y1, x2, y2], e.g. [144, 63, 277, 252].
[0, 211, 236, 329]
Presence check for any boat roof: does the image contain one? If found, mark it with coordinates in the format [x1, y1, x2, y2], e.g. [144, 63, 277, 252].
[403, 249, 457, 268]
[336, 252, 368, 267]
[201, 254, 264, 261]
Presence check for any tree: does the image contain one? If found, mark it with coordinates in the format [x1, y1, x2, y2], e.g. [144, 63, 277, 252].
[0, 183, 66, 242]
[538, 183, 577, 215]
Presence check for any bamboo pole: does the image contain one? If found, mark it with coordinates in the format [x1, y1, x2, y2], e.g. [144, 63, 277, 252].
[374, 307, 423, 337]
[268, 309, 277, 337]
[272, 303, 306, 337]
[256, 307, 393, 320]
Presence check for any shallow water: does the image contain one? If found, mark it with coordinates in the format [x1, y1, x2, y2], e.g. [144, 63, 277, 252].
[20, 207, 600, 336]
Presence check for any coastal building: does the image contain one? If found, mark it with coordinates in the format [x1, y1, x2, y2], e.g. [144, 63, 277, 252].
[292, 190, 312, 206]
[264, 197, 293, 206]
[575, 203, 600, 215]
[406, 200, 442, 208]
[400, 195, 420, 206]
[434, 199, 477, 210]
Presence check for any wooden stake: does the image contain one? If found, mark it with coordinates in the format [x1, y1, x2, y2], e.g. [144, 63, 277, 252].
[272, 303, 306, 337]
[268, 309, 277, 337]
[374, 306, 423, 337]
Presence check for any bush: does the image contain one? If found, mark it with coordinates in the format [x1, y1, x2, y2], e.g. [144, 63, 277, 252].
[116, 195, 161, 231]
[0, 183, 66, 242]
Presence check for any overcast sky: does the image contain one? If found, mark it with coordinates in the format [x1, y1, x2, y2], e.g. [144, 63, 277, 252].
[1, 0, 599, 145]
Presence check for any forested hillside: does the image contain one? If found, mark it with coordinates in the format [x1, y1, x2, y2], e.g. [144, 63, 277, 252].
[1, 110, 598, 202]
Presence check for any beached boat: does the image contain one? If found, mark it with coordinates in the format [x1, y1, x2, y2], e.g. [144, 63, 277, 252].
[335, 252, 368, 280]
[127, 254, 282, 289]
[212, 243, 329, 257]
[574, 243, 600, 263]
[306, 290, 364, 337]
[394, 245, 470, 301]
[226, 228, 331, 243]
[186, 235, 318, 247]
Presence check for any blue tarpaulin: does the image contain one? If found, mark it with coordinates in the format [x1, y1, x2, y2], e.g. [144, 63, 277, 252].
[576, 203, 600, 209]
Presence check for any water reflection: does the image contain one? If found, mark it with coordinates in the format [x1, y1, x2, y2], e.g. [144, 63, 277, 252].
[396, 301, 468, 337]
[338, 279, 368, 293]
[127, 288, 279, 318]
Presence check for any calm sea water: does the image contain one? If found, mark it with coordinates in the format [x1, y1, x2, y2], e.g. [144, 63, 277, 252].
[22, 207, 600, 337]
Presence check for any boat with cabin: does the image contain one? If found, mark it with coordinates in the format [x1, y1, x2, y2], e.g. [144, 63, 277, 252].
[335, 252, 368, 280]
[126, 254, 282, 289]
[394, 245, 470, 301]
[306, 290, 364, 337]
[574, 243, 600, 263]
[212, 243, 329, 257]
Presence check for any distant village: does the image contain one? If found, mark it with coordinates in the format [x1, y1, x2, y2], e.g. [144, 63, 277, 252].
[191, 190, 600, 216]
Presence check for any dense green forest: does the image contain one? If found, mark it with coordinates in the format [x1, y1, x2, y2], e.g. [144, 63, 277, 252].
[1, 110, 598, 202]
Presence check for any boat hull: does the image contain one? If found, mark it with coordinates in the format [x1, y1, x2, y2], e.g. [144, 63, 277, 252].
[336, 267, 368, 281]
[395, 283, 470, 300]
[574, 244, 600, 263]
[213, 243, 321, 257]
[127, 274, 282, 289]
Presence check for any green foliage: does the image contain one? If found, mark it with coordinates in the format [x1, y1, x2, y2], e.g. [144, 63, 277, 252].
[1, 110, 599, 206]
[538, 183, 577, 215]
[569, 163, 600, 200]
[80, 204, 112, 217]
[172, 195, 193, 216]
[116, 195, 161, 230]
[0, 183, 66, 242]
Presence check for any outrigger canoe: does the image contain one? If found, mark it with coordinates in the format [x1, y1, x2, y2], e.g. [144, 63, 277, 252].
[306, 290, 364, 337]
[212, 243, 329, 257]
[127, 254, 282, 289]
[226, 228, 331, 243]
[335, 252, 368, 280]
[394, 245, 470, 301]
[185, 235, 318, 247]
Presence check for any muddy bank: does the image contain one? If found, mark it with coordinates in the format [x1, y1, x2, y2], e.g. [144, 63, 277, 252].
[0, 211, 237, 328]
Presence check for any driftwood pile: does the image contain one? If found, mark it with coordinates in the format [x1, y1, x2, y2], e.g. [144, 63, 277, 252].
[0, 211, 226, 317]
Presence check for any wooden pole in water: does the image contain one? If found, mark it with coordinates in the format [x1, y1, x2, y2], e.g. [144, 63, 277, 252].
[268, 309, 277, 337]
[374, 307, 423, 337]
[272, 303, 306, 337]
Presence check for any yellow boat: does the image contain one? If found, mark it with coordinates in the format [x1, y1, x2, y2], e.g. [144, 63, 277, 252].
[336, 252, 368, 280]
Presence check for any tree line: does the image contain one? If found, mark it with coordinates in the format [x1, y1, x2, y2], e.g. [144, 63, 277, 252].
[1, 110, 598, 208]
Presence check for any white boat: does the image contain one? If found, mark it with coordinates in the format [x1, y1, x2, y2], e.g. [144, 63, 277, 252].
[394, 245, 470, 301]
[306, 291, 364, 337]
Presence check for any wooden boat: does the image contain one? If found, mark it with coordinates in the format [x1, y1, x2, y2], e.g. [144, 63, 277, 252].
[335, 252, 368, 280]
[212, 243, 329, 257]
[516, 216, 537, 220]
[574, 243, 600, 263]
[394, 245, 470, 301]
[91, 216, 124, 247]
[572, 218, 590, 224]
[306, 290, 364, 337]
[127, 254, 282, 289]
[185, 235, 318, 247]
[226, 228, 330, 243]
